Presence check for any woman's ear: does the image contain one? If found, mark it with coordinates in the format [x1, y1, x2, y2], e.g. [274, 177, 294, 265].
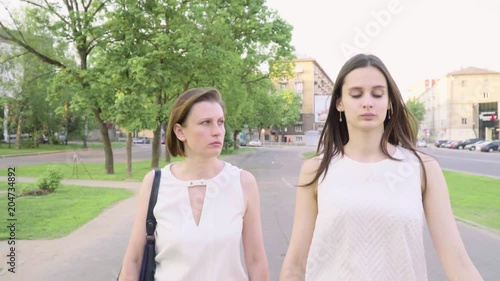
[173, 123, 185, 141]
[336, 99, 343, 112]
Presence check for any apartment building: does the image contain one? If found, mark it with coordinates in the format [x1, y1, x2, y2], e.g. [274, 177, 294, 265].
[269, 57, 334, 145]
[417, 67, 500, 141]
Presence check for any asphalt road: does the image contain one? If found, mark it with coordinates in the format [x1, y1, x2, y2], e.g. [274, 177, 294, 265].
[419, 146, 500, 178]
[1, 145, 499, 281]
[236, 147, 500, 281]
[1, 143, 499, 179]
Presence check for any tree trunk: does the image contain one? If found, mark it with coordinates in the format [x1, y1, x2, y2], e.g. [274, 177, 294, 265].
[14, 113, 22, 149]
[92, 107, 114, 174]
[151, 126, 161, 168]
[163, 123, 171, 163]
[83, 116, 88, 149]
[3, 103, 9, 143]
[233, 130, 239, 150]
[14, 104, 24, 149]
[126, 132, 132, 177]
[33, 129, 39, 148]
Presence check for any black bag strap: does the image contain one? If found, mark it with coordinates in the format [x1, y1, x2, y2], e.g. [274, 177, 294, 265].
[145, 169, 161, 242]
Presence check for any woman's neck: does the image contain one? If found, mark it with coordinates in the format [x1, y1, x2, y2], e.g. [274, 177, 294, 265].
[343, 129, 395, 162]
[173, 157, 224, 180]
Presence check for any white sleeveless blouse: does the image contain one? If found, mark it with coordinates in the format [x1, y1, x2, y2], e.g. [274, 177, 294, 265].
[306, 147, 428, 281]
[153, 162, 248, 281]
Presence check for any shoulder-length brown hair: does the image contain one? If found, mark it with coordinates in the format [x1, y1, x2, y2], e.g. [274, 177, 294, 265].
[309, 54, 426, 187]
[166, 88, 225, 157]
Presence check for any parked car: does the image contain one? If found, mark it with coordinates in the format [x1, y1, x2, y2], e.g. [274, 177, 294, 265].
[417, 140, 427, 147]
[465, 140, 485, 151]
[133, 137, 150, 144]
[455, 138, 483, 149]
[435, 140, 448, 147]
[480, 141, 500, 152]
[448, 141, 462, 149]
[441, 140, 454, 148]
[247, 139, 262, 147]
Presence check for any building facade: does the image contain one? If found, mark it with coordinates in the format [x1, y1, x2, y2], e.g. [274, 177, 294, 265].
[417, 67, 500, 141]
[270, 57, 334, 145]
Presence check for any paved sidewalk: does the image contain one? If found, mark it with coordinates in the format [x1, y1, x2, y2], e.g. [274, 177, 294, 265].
[0, 177, 141, 281]
[0, 153, 251, 281]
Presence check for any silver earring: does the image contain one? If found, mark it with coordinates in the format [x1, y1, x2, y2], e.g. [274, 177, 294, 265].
[339, 112, 342, 122]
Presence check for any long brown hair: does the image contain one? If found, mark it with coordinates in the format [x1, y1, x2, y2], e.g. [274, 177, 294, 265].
[309, 54, 426, 188]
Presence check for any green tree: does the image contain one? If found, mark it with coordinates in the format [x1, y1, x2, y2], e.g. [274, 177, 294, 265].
[104, 0, 294, 164]
[0, 0, 116, 173]
[406, 98, 425, 124]
[0, 8, 62, 149]
[274, 88, 302, 141]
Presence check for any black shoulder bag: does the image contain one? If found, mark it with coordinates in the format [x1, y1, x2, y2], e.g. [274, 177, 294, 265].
[118, 169, 161, 281]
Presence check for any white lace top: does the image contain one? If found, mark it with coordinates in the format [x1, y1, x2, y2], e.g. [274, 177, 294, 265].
[306, 147, 428, 281]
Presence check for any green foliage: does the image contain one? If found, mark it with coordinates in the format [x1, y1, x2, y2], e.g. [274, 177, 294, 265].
[223, 128, 235, 151]
[406, 98, 426, 124]
[274, 89, 302, 127]
[36, 166, 63, 192]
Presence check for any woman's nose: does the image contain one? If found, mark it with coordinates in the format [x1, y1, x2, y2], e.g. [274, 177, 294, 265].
[362, 98, 374, 109]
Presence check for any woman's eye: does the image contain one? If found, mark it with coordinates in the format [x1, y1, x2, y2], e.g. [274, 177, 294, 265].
[218, 120, 225, 125]
[350, 89, 362, 98]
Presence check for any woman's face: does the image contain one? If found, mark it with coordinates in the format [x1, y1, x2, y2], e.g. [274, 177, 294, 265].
[175, 101, 225, 158]
[337, 66, 390, 132]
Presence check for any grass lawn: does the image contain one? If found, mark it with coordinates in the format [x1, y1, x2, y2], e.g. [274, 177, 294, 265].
[0, 142, 126, 156]
[444, 171, 500, 230]
[0, 147, 255, 182]
[303, 151, 317, 158]
[0, 183, 133, 240]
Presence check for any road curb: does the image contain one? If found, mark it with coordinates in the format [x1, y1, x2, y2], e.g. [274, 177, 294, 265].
[0, 150, 76, 158]
[0, 147, 124, 159]
[455, 216, 500, 238]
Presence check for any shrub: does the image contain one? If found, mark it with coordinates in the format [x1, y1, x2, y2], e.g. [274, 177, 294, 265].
[36, 166, 63, 192]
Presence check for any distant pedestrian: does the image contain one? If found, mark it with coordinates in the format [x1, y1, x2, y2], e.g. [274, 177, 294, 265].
[119, 88, 269, 281]
[279, 54, 483, 281]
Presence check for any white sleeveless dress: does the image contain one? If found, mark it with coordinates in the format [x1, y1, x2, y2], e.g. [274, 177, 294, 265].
[153, 161, 248, 281]
[305, 147, 428, 281]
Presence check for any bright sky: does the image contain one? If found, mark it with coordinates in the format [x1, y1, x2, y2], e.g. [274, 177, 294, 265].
[2, 0, 500, 95]
[265, 0, 500, 94]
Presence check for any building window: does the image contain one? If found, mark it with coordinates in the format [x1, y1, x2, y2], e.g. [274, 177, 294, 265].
[461, 80, 467, 87]
[280, 83, 287, 90]
[294, 82, 303, 92]
[294, 125, 302, 132]
[461, 118, 467, 125]
[296, 136, 303, 142]
[484, 92, 489, 99]
[296, 74, 302, 80]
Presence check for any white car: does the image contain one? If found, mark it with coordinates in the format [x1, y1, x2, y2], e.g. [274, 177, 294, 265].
[247, 139, 262, 147]
[417, 140, 427, 147]
[465, 140, 485, 151]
